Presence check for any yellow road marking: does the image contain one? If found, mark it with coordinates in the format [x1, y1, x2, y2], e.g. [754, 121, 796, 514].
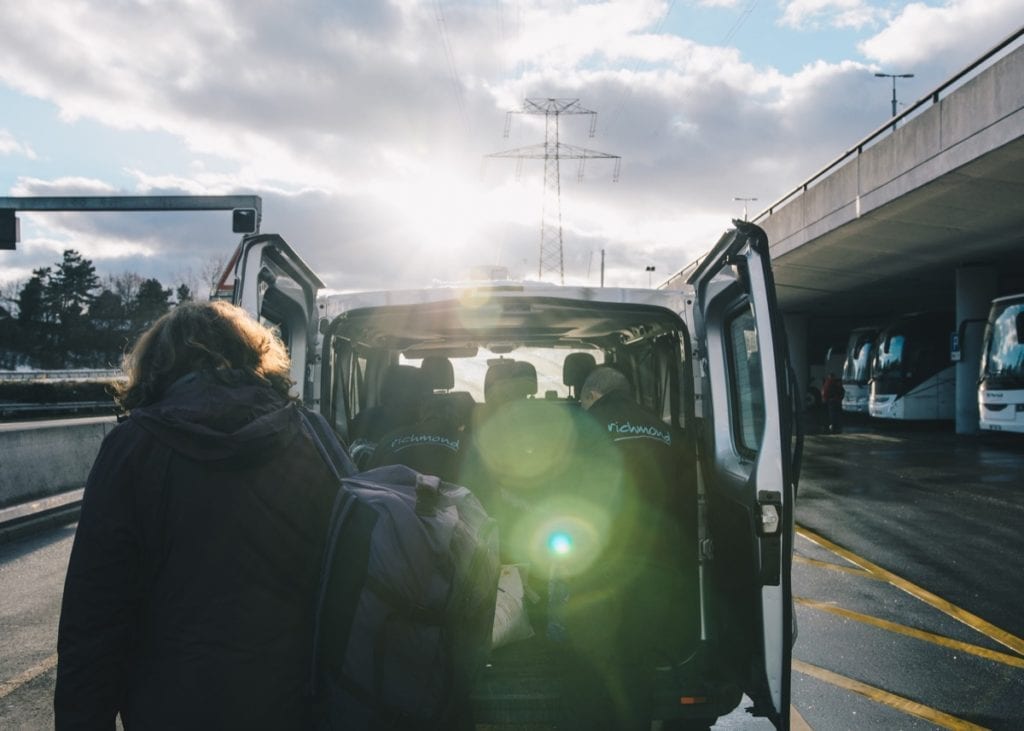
[794, 554, 879, 579]
[790, 705, 813, 730]
[0, 653, 58, 700]
[797, 525, 1024, 657]
[792, 659, 986, 730]
[795, 597, 1024, 669]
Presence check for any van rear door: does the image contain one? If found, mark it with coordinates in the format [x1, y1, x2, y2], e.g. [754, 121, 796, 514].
[230, 234, 324, 405]
[686, 221, 796, 729]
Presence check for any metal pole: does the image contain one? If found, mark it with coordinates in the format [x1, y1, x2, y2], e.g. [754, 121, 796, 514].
[733, 196, 757, 221]
[874, 72, 914, 118]
[600, 249, 605, 287]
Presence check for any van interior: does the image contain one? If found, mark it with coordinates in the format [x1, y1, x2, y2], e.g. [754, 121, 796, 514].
[318, 293, 768, 728]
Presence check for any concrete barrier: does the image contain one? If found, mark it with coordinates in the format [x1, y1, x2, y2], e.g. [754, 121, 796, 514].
[0, 417, 116, 508]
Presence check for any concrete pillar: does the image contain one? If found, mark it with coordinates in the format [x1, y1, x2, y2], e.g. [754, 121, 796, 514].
[784, 313, 809, 395]
[955, 265, 998, 434]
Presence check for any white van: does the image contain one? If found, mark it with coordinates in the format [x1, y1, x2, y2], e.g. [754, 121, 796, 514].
[226, 222, 799, 730]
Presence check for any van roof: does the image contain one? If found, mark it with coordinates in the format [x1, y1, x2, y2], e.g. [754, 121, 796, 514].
[319, 284, 692, 355]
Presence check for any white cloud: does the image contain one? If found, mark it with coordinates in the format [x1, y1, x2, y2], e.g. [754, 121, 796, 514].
[780, 0, 885, 31]
[859, 0, 1022, 69]
[0, 130, 36, 159]
[11, 176, 117, 196]
[0, 0, 1020, 292]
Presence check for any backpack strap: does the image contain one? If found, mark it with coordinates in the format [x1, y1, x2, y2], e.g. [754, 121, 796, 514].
[298, 408, 359, 480]
[299, 407, 375, 698]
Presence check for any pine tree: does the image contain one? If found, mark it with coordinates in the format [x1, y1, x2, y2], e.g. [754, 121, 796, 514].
[175, 284, 193, 304]
[17, 268, 49, 324]
[45, 250, 99, 324]
[132, 278, 172, 332]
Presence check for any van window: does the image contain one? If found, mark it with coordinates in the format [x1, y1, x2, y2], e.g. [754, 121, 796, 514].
[401, 347, 602, 401]
[727, 307, 765, 454]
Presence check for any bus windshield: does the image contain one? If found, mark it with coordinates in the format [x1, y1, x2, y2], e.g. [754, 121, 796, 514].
[981, 298, 1024, 386]
[872, 333, 906, 377]
[842, 330, 876, 384]
[870, 313, 950, 389]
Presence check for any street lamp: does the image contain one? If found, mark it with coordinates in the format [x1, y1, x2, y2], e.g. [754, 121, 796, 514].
[874, 72, 914, 117]
[645, 265, 656, 288]
[733, 197, 757, 221]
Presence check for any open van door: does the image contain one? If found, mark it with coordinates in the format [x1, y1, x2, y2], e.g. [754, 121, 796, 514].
[686, 221, 797, 729]
[229, 233, 324, 405]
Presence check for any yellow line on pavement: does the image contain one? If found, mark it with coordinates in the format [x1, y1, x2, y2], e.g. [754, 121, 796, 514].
[794, 554, 880, 579]
[790, 705, 813, 730]
[796, 597, 1024, 669]
[792, 659, 986, 731]
[0, 653, 58, 699]
[797, 525, 1024, 657]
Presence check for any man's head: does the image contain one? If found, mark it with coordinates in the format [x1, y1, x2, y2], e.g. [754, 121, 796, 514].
[579, 366, 630, 410]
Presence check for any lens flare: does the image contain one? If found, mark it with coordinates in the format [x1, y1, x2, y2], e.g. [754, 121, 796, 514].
[548, 532, 573, 556]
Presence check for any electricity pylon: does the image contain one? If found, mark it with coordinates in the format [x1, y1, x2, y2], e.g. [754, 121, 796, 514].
[487, 98, 620, 283]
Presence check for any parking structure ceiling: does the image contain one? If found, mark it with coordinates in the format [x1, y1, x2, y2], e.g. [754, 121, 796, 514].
[771, 135, 1024, 341]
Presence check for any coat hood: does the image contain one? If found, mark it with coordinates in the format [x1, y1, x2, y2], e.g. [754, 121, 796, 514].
[130, 371, 301, 462]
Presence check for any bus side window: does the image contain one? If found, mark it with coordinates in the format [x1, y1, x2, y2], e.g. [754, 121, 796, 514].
[726, 307, 765, 456]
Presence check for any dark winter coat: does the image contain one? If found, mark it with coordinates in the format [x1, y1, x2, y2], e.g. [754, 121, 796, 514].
[54, 371, 338, 730]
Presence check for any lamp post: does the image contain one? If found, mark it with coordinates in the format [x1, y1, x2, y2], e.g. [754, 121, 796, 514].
[874, 72, 914, 117]
[645, 265, 656, 288]
[733, 197, 757, 221]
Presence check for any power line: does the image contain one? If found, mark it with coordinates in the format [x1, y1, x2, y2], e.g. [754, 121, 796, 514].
[721, 0, 758, 46]
[434, 1, 471, 135]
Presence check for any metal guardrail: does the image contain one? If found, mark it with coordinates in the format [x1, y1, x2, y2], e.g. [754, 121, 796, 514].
[0, 400, 115, 417]
[0, 369, 122, 382]
[0, 489, 83, 544]
[751, 26, 1024, 224]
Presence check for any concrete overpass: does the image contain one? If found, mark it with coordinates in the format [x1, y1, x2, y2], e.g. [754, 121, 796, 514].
[672, 28, 1024, 434]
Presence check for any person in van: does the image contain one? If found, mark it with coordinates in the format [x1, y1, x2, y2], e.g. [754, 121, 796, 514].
[557, 366, 695, 730]
[368, 392, 467, 482]
[54, 301, 338, 730]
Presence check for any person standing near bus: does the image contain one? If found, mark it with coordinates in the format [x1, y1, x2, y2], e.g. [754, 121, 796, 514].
[54, 301, 338, 730]
[822, 371, 845, 434]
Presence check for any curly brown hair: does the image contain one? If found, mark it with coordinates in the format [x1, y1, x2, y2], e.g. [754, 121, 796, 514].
[114, 300, 294, 411]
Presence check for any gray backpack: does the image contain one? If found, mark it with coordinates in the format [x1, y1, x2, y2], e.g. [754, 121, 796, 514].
[300, 410, 500, 730]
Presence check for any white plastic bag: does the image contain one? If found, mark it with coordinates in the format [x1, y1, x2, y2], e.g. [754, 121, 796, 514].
[491, 564, 535, 649]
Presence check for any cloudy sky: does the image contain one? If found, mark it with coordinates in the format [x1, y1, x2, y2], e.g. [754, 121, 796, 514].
[1, 0, 1021, 296]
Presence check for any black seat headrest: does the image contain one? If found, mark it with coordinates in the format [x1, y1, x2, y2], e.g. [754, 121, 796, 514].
[420, 356, 455, 391]
[563, 352, 597, 396]
[380, 364, 430, 406]
[484, 360, 537, 404]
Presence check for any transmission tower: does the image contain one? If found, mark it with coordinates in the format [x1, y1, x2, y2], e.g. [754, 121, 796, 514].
[487, 98, 620, 283]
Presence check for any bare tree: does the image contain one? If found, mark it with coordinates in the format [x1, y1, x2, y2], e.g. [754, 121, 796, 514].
[199, 254, 229, 300]
[108, 271, 144, 307]
[0, 279, 21, 317]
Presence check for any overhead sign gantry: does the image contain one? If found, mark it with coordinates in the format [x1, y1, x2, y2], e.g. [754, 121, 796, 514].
[0, 195, 262, 250]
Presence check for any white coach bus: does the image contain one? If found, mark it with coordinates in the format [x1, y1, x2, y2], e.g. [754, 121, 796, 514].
[869, 312, 955, 421]
[840, 327, 878, 414]
[978, 293, 1024, 433]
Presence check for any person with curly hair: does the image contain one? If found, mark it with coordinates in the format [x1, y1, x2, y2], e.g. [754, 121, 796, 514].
[55, 301, 338, 730]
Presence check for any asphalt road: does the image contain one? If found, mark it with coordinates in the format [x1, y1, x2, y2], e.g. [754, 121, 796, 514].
[1, 418, 1022, 729]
